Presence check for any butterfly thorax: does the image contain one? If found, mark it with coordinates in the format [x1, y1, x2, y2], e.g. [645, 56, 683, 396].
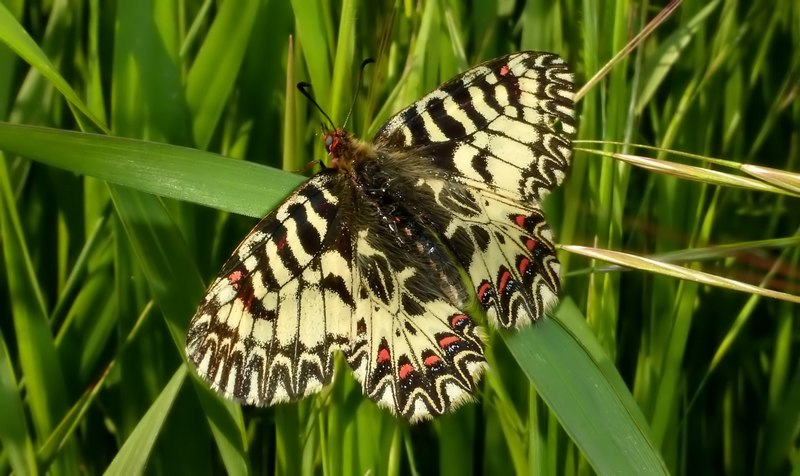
[324, 128, 377, 173]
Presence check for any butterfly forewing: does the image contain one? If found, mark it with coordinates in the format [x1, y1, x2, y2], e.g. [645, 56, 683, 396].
[186, 171, 356, 405]
[186, 50, 576, 421]
[374, 52, 576, 203]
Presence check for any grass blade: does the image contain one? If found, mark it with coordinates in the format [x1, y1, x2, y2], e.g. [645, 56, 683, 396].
[504, 299, 668, 475]
[0, 123, 303, 217]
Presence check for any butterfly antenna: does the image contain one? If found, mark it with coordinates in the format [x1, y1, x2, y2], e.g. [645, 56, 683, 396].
[341, 58, 375, 130]
[297, 82, 337, 131]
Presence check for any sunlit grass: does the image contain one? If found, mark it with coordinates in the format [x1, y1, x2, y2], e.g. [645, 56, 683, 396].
[0, 0, 798, 474]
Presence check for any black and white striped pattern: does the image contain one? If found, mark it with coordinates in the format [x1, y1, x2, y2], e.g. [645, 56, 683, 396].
[186, 172, 354, 404]
[376, 52, 575, 203]
[185, 51, 575, 422]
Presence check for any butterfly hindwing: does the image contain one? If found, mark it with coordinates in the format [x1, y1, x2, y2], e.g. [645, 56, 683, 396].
[346, 228, 486, 422]
[422, 179, 561, 328]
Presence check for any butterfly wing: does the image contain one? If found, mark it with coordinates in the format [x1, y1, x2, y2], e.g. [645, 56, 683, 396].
[186, 171, 357, 405]
[424, 180, 562, 328]
[373, 51, 576, 328]
[375, 51, 575, 202]
[345, 219, 486, 422]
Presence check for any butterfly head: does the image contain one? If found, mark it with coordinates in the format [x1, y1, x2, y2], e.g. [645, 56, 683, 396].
[323, 128, 375, 172]
[323, 128, 348, 169]
[323, 129, 347, 155]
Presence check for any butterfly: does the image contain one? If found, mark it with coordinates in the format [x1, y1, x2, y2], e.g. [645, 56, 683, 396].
[185, 51, 576, 422]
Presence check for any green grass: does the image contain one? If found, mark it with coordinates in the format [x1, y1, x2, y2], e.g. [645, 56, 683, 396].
[1, 0, 798, 474]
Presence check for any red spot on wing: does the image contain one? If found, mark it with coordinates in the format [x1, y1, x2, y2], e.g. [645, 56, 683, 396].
[228, 270, 244, 284]
[231, 269, 256, 309]
[477, 281, 493, 303]
[229, 270, 246, 290]
[514, 214, 527, 228]
[450, 314, 468, 328]
[499, 65, 511, 76]
[241, 287, 255, 311]
[424, 354, 441, 367]
[399, 363, 414, 379]
[377, 347, 391, 363]
[518, 257, 531, 274]
[498, 269, 512, 292]
[276, 235, 287, 250]
[438, 335, 460, 349]
[525, 238, 537, 251]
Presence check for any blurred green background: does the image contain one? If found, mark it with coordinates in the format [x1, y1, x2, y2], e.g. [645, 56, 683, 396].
[0, 0, 798, 474]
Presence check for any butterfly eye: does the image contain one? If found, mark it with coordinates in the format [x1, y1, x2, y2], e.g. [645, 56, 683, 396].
[324, 135, 334, 148]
